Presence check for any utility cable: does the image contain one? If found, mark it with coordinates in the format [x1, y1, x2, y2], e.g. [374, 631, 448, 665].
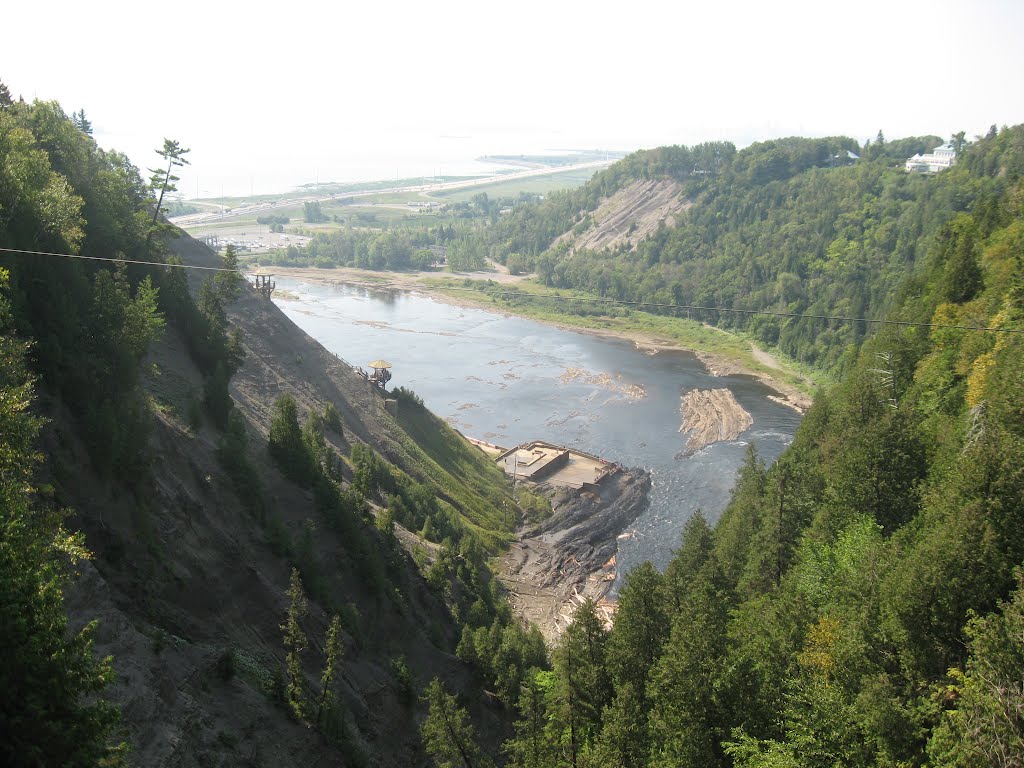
[0, 246, 239, 273]
[1, 245, 1021, 334]
[431, 286, 1024, 334]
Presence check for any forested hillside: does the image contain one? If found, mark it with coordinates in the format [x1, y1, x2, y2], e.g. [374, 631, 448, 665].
[0, 90, 551, 765]
[491, 127, 1024, 767]
[479, 131, 1019, 378]
[5, 80, 1024, 768]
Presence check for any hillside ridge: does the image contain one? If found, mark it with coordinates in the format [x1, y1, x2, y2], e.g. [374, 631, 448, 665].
[47, 233, 516, 766]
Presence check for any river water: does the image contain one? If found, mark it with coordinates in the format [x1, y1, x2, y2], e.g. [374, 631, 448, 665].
[273, 278, 801, 581]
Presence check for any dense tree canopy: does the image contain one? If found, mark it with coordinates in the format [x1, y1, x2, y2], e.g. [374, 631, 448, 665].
[498, 125, 1024, 768]
[0, 269, 123, 765]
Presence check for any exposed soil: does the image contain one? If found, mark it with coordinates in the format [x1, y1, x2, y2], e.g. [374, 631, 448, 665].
[498, 468, 652, 643]
[751, 343, 783, 370]
[694, 349, 811, 413]
[678, 388, 754, 456]
[552, 179, 691, 254]
[55, 235, 510, 767]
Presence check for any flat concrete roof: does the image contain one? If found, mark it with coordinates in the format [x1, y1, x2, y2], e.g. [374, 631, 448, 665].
[496, 441, 611, 489]
[545, 452, 608, 489]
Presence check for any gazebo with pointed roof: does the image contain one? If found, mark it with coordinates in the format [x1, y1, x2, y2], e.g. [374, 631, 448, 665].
[368, 359, 392, 389]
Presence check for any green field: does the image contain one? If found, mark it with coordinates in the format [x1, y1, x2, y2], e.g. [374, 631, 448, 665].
[179, 164, 607, 243]
[427, 167, 598, 202]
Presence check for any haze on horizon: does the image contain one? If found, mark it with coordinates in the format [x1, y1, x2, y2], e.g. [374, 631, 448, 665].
[5, 0, 1024, 198]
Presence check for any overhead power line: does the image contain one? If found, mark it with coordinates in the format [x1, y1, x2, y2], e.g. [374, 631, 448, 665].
[434, 287, 1024, 335]
[1, 245, 1021, 335]
[0, 246, 238, 273]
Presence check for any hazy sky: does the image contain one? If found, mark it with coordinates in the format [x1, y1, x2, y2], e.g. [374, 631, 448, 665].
[5, 0, 1024, 196]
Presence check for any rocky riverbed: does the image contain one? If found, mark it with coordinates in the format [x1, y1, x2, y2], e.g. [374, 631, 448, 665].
[498, 468, 651, 642]
[678, 388, 754, 456]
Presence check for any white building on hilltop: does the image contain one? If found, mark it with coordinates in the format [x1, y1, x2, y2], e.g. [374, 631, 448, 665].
[906, 143, 957, 173]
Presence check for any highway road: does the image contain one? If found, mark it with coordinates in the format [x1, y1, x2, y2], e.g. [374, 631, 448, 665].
[169, 159, 613, 227]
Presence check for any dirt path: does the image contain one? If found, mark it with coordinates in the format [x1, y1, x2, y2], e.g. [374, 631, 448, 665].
[751, 343, 783, 370]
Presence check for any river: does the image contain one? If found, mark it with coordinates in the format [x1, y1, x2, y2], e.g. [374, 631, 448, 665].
[273, 278, 802, 581]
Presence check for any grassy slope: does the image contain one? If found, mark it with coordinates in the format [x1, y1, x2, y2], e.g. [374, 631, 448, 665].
[385, 400, 515, 548]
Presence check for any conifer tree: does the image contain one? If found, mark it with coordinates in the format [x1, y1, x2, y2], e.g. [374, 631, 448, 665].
[144, 138, 189, 258]
[550, 599, 612, 765]
[281, 568, 309, 720]
[0, 269, 124, 766]
[593, 682, 647, 768]
[929, 573, 1024, 766]
[607, 561, 668, 705]
[316, 615, 344, 731]
[647, 571, 730, 768]
[269, 394, 313, 485]
[421, 678, 482, 768]
[505, 670, 555, 768]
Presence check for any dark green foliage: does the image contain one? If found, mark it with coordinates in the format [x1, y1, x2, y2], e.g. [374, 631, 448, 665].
[550, 600, 612, 762]
[592, 682, 648, 768]
[322, 401, 343, 434]
[928, 573, 1024, 767]
[317, 615, 344, 731]
[257, 214, 290, 227]
[303, 201, 326, 223]
[499, 125, 1024, 768]
[937, 215, 983, 303]
[391, 655, 416, 707]
[216, 648, 236, 681]
[504, 670, 555, 768]
[282, 568, 309, 720]
[606, 562, 668, 704]
[269, 394, 314, 485]
[0, 270, 124, 765]
[393, 385, 425, 409]
[478, 133, 1004, 374]
[0, 100, 248, 489]
[421, 678, 484, 768]
[647, 566, 730, 768]
[147, 139, 189, 229]
[458, 614, 548, 707]
[143, 138, 189, 261]
[0, 101, 250, 756]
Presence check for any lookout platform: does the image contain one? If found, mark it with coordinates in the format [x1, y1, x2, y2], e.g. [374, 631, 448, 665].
[491, 440, 618, 490]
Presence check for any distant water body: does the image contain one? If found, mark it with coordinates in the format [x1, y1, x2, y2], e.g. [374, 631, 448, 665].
[273, 279, 801, 582]
[187, 134, 619, 198]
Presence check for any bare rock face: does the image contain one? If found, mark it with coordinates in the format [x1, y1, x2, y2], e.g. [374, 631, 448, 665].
[679, 388, 753, 456]
[552, 179, 691, 255]
[499, 468, 651, 642]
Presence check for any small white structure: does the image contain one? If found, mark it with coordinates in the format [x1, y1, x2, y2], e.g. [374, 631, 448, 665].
[906, 143, 957, 173]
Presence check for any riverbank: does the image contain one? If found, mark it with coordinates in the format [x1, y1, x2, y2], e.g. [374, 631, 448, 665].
[264, 266, 817, 412]
[498, 467, 652, 642]
[266, 268, 802, 637]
